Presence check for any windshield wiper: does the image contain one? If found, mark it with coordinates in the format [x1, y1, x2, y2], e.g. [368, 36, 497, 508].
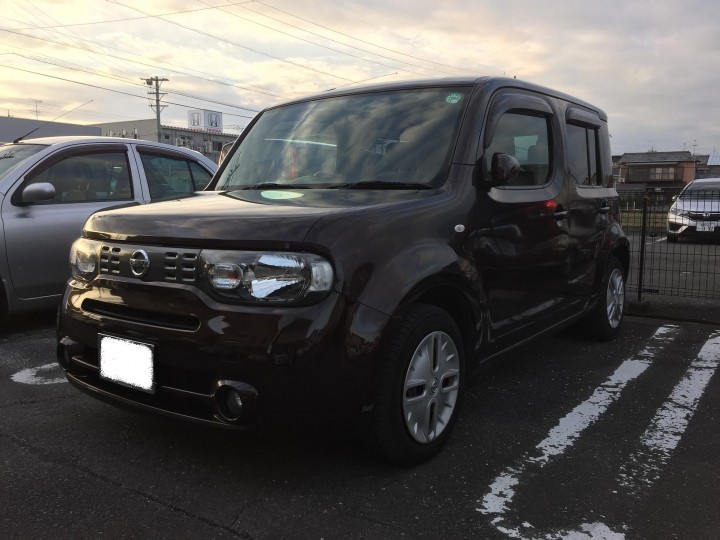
[326, 181, 433, 190]
[237, 182, 314, 190]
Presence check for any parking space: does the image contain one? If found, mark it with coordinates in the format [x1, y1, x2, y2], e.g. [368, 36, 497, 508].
[2, 314, 719, 539]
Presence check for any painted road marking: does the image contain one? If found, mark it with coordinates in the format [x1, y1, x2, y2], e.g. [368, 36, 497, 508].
[11, 363, 67, 385]
[477, 325, 686, 539]
[618, 332, 720, 496]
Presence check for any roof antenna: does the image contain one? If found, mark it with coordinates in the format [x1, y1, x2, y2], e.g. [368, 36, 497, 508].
[12, 99, 93, 144]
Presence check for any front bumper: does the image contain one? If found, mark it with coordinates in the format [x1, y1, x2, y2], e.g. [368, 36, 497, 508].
[667, 216, 720, 241]
[57, 276, 389, 428]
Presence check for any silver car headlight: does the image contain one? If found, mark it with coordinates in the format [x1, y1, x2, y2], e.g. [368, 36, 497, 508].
[669, 205, 689, 218]
[199, 250, 334, 303]
[69, 238, 101, 281]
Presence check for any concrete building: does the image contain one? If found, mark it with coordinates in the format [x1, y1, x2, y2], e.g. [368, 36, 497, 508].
[94, 118, 237, 164]
[1, 115, 237, 165]
[0, 117, 100, 144]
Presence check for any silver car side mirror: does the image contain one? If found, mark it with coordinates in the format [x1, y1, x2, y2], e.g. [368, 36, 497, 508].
[21, 182, 56, 204]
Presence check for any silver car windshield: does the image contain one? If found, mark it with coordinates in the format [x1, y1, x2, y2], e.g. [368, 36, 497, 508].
[215, 87, 470, 190]
[681, 181, 720, 195]
[0, 144, 47, 179]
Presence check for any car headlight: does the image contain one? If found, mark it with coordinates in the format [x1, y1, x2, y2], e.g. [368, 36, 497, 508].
[199, 250, 334, 303]
[669, 206, 689, 217]
[70, 238, 101, 281]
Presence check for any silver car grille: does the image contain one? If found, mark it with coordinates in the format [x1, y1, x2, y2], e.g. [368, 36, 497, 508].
[688, 211, 720, 222]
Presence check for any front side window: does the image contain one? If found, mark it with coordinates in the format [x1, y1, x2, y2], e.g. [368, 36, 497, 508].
[215, 86, 471, 190]
[567, 123, 600, 186]
[25, 151, 132, 203]
[139, 153, 210, 200]
[485, 112, 551, 186]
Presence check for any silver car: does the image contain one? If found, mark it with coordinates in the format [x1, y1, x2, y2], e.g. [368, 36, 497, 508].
[667, 177, 720, 242]
[0, 136, 217, 318]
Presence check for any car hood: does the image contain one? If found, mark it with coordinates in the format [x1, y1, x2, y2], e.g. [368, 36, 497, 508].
[84, 189, 435, 247]
[673, 196, 720, 213]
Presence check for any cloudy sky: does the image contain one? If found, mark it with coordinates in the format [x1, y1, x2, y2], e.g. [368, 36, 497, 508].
[1, 0, 718, 155]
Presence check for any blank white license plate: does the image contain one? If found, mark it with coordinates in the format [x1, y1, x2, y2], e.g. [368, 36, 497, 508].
[99, 335, 155, 393]
[697, 223, 717, 232]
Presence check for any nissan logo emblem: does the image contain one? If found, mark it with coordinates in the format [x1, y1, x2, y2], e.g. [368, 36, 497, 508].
[129, 250, 150, 278]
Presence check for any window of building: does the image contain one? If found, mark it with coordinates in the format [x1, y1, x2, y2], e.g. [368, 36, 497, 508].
[649, 167, 675, 181]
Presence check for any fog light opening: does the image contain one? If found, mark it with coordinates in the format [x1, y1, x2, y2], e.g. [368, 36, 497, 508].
[225, 389, 243, 417]
[213, 381, 260, 424]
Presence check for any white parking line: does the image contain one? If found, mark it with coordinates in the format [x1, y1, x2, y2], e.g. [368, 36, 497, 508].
[11, 363, 67, 385]
[618, 332, 720, 496]
[477, 325, 679, 538]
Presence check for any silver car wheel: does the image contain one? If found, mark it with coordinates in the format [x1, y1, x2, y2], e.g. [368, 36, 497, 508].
[403, 331, 460, 444]
[606, 267, 625, 329]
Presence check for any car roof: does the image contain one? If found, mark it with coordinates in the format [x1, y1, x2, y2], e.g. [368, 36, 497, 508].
[12, 135, 178, 148]
[266, 76, 607, 119]
[4, 136, 216, 168]
[689, 177, 720, 184]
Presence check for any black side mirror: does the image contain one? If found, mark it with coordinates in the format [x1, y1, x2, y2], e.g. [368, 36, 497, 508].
[21, 182, 56, 204]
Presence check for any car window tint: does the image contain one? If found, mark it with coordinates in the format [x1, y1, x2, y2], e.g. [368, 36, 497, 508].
[486, 113, 551, 186]
[567, 123, 601, 186]
[27, 151, 132, 203]
[189, 161, 212, 189]
[139, 153, 197, 200]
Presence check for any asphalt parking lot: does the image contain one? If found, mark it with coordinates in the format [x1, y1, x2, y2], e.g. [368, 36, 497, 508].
[2, 308, 719, 540]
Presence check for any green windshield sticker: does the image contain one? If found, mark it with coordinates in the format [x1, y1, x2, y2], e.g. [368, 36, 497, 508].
[445, 93, 463, 104]
[261, 190, 304, 200]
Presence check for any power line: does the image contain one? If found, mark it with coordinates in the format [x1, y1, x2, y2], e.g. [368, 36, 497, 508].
[108, 0, 356, 82]
[2, 51, 261, 113]
[0, 64, 258, 119]
[0, 27, 288, 99]
[199, 0, 451, 78]
[255, 0, 484, 73]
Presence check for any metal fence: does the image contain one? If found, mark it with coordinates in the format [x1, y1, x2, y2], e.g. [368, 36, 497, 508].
[618, 187, 720, 301]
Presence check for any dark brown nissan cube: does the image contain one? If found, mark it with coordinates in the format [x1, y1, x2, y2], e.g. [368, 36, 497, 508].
[57, 77, 628, 465]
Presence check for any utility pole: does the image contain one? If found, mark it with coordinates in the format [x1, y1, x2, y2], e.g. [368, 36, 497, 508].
[32, 99, 42, 120]
[142, 77, 168, 142]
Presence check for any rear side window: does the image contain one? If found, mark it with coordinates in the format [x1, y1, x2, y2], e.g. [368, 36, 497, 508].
[566, 123, 600, 186]
[139, 153, 210, 200]
[189, 161, 213, 189]
[25, 151, 132, 203]
[485, 113, 552, 186]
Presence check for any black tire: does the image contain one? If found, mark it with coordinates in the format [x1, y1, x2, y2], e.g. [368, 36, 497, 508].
[363, 304, 465, 466]
[667, 235, 678, 243]
[585, 256, 625, 341]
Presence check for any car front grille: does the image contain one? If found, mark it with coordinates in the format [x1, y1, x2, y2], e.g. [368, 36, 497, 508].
[164, 252, 198, 283]
[688, 212, 720, 222]
[97, 243, 200, 284]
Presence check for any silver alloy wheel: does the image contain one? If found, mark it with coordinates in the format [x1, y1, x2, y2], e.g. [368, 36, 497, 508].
[403, 330, 460, 444]
[606, 267, 625, 329]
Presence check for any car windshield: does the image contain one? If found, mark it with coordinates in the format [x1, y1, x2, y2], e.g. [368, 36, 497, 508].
[0, 144, 47, 179]
[214, 86, 471, 190]
[680, 181, 720, 195]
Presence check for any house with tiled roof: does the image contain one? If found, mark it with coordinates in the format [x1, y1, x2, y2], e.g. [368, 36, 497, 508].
[697, 152, 720, 179]
[617, 150, 707, 189]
